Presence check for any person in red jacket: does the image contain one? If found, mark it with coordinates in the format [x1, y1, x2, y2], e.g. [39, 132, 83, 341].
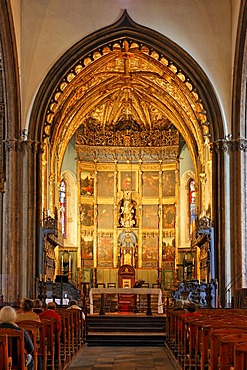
[39, 301, 62, 333]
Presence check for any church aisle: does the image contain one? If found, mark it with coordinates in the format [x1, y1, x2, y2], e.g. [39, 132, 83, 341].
[66, 345, 180, 369]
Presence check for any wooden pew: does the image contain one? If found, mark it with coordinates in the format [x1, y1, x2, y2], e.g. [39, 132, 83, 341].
[40, 318, 55, 370]
[57, 307, 85, 364]
[17, 320, 48, 370]
[209, 329, 247, 370]
[0, 333, 12, 370]
[69, 309, 84, 353]
[57, 309, 72, 366]
[234, 342, 247, 370]
[0, 328, 27, 370]
[166, 308, 247, 370]
[217, 333, 247, 370]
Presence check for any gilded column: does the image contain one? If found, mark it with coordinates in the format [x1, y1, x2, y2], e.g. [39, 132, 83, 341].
[158, 161, 163, 269]
[113, 160, 118, 268]
[93, 167, 98, 268]
[138, 160, 143, 268]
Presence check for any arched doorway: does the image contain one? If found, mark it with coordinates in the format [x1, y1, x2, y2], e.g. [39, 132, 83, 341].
[29, 11, 225, 302]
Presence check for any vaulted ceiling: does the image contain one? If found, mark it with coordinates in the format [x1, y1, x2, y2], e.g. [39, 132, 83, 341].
[45, 39, 210, 172]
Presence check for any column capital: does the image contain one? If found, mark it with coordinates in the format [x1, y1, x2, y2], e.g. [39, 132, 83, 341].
[211, 138, 229, 153]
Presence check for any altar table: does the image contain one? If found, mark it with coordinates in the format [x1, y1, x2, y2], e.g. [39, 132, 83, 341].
[89, 287, 163, 314]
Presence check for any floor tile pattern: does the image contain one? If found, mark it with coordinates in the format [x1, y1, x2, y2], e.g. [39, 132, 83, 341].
[66, 346, 180, 370]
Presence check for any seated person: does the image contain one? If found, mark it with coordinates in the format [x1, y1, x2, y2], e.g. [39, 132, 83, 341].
[173, 300, 186, 311]
[17, 298, 41, 322]
[33, 299, 43, 314]
[67, 299, 81, 310]
[182, 302, 202, 318]
[39, 301, 62, 333]
[67, 299, 85, 319]
[0, 305, 34, 370]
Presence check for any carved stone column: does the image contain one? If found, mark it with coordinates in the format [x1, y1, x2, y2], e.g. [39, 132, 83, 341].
[230, 138, 247, 291]
[0, 64, 5, 297]
[3, 139, 19, 302]
[21, 139, 40, 298]
[211, 138, 229, 307]
[2, 138, 40, 302]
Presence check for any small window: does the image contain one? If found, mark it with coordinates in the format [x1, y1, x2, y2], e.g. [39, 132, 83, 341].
[60, 179, 67, 238]
[189, 179, 196, 235]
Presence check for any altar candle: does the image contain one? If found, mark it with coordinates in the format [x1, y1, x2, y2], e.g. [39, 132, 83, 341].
[61, 254, 63, 266]
[69, 255, 71, 270]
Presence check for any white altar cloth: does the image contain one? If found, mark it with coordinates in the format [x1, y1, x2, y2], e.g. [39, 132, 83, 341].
[89, 287, 163, 314]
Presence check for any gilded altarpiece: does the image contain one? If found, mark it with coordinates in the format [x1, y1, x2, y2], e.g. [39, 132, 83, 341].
[76, 121, 179, 287]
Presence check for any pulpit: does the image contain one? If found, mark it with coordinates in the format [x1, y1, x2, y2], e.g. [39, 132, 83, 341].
[118, 264, 135, 312]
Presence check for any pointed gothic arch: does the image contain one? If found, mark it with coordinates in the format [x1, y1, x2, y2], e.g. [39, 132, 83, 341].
[28, 10, 227, 301]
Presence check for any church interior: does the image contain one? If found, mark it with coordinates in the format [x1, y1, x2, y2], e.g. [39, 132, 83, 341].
[0, 0, 247, 368]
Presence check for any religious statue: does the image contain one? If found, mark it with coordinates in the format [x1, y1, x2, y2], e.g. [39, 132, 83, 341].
[118, 191, 137, 228]
[118, 231, 138, 267]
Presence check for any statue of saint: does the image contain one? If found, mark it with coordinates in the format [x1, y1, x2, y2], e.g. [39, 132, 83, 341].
[119, 191, 136, 228]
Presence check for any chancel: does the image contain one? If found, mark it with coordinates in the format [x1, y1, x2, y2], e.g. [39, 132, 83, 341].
[0, 1, 247, 369]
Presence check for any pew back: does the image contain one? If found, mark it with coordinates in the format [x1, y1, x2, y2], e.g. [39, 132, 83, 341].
[0, 328, 27, 370]
[0, 334, 11, 370]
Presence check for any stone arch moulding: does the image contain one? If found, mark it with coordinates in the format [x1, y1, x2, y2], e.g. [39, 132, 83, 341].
[29, 10, 225, 297]
[30, 10, 223, 143]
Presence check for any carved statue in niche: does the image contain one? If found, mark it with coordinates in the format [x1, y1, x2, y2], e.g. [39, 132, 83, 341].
[118, 231, 138, 267]
[118, 191, 137, 228]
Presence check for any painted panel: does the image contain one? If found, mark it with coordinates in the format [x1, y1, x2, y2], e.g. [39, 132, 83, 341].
[98, 171, 114, 197]
[80, 170, 94, 196]
[81, 235, 93, 259]
[163, 204, 176, 228]
[162, 170, 176, 197]
[80, 204, 94, 226]
[162, 237, 175, 261]
[142, 234, 158, 268]
[142, 205, 159, 229]
[98, 204, 114, 229]
[143, 171, 159, 197]
[97, 234, 113, 267]
[120, 171, 136, 191]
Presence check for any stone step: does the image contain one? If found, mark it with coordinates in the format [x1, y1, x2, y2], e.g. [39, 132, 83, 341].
[86, 314, 166, 347]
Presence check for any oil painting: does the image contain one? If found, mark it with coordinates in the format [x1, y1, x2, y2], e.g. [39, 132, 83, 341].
[142, 205, 159, 229]
[80, 171, 94, 196]
[98, 171, 114, 197]
[120, 171, 136, 191]
[142, 233, 158, 268]
[162, 171, 175, 197]
[163, 204, 176, 228]
[97, 234, 113, 267]
[143, 171, 159, 197]
[81, 235, 93, 260]
[98, 204, 114, 229]
[80, 204, 94, 226]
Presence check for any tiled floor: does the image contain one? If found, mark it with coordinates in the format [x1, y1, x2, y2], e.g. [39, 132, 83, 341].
[66, 346, 181, 369]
